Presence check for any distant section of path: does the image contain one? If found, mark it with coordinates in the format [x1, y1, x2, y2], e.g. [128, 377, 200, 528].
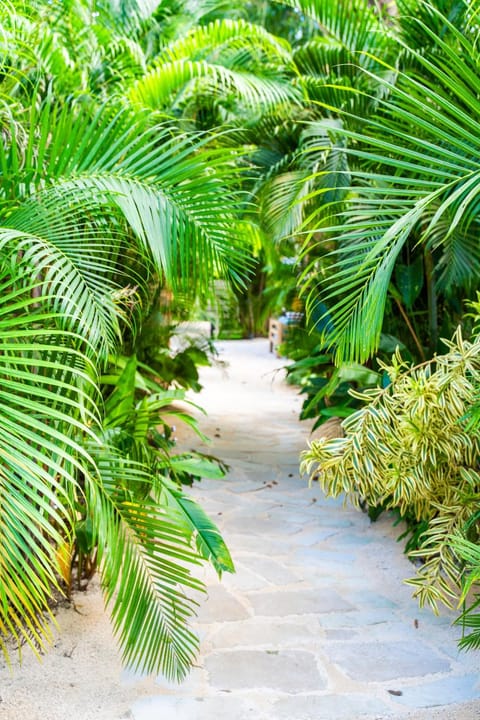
[0, 339, 479, 720]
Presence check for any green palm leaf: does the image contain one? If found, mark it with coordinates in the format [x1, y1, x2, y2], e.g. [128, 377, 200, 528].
[282, 0, 390, 56]
[3, 200, 133, 357]
[90, 455, 206, 680]
[157, 17, 293, 65]
[299, 3, 480, 361]
[160, 476, 234, 576]
[131, 16, 298, 113]
[1, 101, 252, 298]
[130, 58, 299, 112]
[0, 280, 101, 659]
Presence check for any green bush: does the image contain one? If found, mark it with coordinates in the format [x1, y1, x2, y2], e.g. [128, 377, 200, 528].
[301, 327, 480, 613]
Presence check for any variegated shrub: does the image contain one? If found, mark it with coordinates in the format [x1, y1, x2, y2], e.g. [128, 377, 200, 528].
[301, 327, 480, 612]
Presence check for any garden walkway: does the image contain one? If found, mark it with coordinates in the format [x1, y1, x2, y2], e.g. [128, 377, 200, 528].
[133, 339, 480, 720]
[1, 339, 480, 720]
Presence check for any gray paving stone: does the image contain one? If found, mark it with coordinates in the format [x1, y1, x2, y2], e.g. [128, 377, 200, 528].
[392, 675, 480, 708]
[324, 628, 360, 640]
[152, 665, 207, 694]
[131, 695, 260, 720]
[347, 621, 420, 643]
[226, 513, 300, 535]
[293, 548, 357, 566]
[225, 480, 271, 493]
[208, 618, 321, 650]
[409, 606, 456, 627]
[239, 556, 299, 585]
[221, 565, 268, 592]
[318, 609, 401, 629]
[195, 584, 250, 623]
[223, 533, 285, 556]
[273, 693, 394, 719]
[292, 528, 340, 545]
[327, 531, 377, 545]
[269, 510, 317, 522]
[205, 649, 325, 691]
[345, 590, 398, 608]
[327, 641, 451, 681]
[310, 513, 356, 528]
[247, 588, 354, 616]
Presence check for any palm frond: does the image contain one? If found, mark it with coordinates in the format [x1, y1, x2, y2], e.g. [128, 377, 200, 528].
[0, 278, 101, 659]
[298, 5, 480, 361]
[157, 17, 293, 65]
[87, 353, 233, 678]
[160, 477, 234, 576]
[1, 101, 252, 297]
[280, 0, 391, 56]
[3, 200, 134, 357]
[130, 58, 299, 112]
[88, 453, 206, 680]
[257, 118, 349, 241]
[261, 170, 311, 240]
[396, 0, 470, 51]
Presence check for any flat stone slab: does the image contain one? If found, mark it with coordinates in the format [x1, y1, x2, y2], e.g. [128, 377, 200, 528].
[237, 556, 299, 585]
[247, 588, 354, 616]
[195, 584, 250, 623]
[131, 695, 259, 720]
[318, 608, 403, 629]
[392, 674, 480, 708]
[221, 565, 269, 592]
[205, 650, 326, 691]
[208, 618, 321, 650]
[326, 531, 376, 546]
[342, 589, 398, 609]
[273, 693, 394, 719]
[327, 641, 451, 681]
[226, 513, 301, 536]
[293, 548, 357, 567]
[222, 533, 284, 556]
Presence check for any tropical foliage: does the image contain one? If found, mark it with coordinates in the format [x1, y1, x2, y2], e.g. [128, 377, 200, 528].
[286, 0, 480, 644]
[294, 0, 480, 363]
[0, 0, 263, 680]
[2, 0, 480, 678]
[301, 327, 480, 612]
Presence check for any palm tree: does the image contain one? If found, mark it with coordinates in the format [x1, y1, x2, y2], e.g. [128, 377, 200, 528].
[128, 16, 300, 129]
[221, 0, 394, 334]
[294, 0, 480, 362]
[0, 0, 255, 680]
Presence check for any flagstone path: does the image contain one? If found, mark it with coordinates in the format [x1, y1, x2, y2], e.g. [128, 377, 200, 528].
[1, 338, 480, 720]
[130, 339, 480, 720]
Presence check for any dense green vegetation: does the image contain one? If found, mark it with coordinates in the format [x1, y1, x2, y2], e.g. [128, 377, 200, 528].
[0, 0, 479, 677]
[287, 0, 480, 650]
[0, 0, 256, 679]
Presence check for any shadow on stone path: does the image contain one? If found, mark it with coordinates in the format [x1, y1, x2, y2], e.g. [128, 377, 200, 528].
[132, 339, 480, 720]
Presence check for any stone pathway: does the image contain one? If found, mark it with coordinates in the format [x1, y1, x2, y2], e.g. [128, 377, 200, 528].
[130, 339, 480, 720]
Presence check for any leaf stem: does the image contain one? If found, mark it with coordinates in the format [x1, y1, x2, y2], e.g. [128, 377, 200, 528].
[425, 248, 438, 354]
[392, 295, 426, 361]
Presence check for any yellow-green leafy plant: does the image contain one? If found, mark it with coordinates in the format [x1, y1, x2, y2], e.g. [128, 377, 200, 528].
[301, 327, 480, 612]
